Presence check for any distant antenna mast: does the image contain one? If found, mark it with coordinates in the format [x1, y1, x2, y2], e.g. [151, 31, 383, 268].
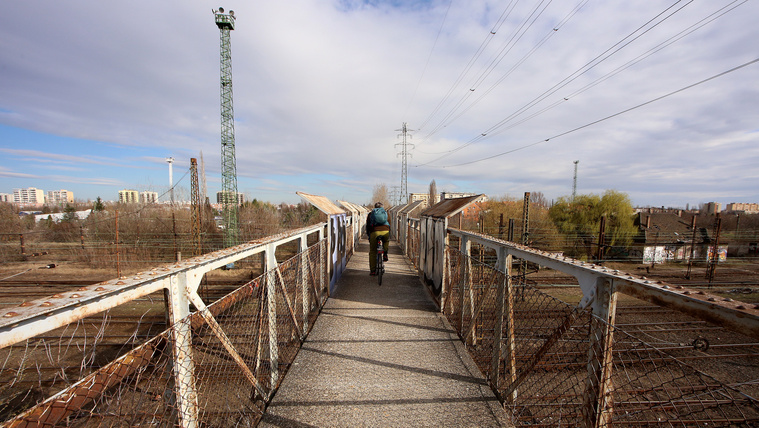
[214, 7, 239, 247]
[395, 122, 415, 205]
[572, 160, 579, 201]
[199, 150, 208, 205]
[166, 157, 175, 204]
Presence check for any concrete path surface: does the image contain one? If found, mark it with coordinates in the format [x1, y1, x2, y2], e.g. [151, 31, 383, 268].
[259, 239, 512, 427]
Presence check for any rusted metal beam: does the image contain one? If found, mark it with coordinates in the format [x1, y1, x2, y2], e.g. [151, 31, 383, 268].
[6, 336, 158, 427]
[187, 292, 267, 399]
[275, 267, 301, 339]
[502, 308, 583, 400]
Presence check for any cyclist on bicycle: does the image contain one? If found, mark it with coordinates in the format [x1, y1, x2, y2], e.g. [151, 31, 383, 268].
[366, 202, 390, 276]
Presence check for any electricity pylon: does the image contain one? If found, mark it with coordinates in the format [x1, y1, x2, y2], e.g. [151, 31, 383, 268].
[395, 122, 414, 205]
[214, 7, 239, 247]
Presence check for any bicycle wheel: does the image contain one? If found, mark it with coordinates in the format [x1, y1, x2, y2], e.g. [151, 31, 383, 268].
[377, 254, 383, 286]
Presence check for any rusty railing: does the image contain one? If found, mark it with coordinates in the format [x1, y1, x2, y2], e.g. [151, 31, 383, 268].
[0, 224, 331, 426]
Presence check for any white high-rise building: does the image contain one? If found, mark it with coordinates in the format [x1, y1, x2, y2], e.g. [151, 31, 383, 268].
[13, 187, 45, 206]
[140, 191, 158, 204]
[47, 189, 74, 205]
[118, 189, 139, 204]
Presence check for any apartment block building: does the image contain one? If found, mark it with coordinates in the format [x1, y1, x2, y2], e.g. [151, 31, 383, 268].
[726, 202, 759, 214]
[216, 191, 245, 205]
[140, 191, 158, 204]
[47, 189, 74, 205]
[118, 189, 139, 204]
[409, 193, 429, 204]
[702, 202, 722, 215]
[0, 193, 11, 203]
[13, 187, 45, 206]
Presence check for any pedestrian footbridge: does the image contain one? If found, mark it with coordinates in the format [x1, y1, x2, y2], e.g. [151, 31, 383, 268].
[1, 193, 758, 427]
[260, 240, 509, 427]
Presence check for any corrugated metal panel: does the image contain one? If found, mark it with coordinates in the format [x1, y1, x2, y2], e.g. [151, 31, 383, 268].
[420, 194, 485, 219]
[400, 200, 425, 215]
[297, 192, 345, 215]
[339, 201, 368, 216]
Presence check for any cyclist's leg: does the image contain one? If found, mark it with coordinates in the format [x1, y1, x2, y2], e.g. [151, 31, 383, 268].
[379, 231, 390, 261]
[369, 231, 378, 274]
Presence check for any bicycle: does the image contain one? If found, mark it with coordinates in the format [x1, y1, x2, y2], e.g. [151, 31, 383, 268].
[376, 236, 385, 286]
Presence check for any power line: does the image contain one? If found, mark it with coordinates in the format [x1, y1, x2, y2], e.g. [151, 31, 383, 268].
[420, 0, 556, 141]
[402, 0, 453, 121]
[415, 0, 520, 133]
[416, 0, 697, 167]
[458, 0, 747, 144]
[429, 56, 759, 168]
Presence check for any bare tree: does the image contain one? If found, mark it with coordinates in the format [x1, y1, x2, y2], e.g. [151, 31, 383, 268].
[429, 179, 437, 206]
[371, 184, 390, 207]
[530, 191, 549, 208]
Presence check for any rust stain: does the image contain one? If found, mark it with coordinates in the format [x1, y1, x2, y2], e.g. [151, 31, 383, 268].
[421, 194, 485, 219]
[6, 340, 158, 427]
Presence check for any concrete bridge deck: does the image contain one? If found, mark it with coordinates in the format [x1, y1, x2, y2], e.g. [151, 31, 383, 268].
[260, 239, 511, 427]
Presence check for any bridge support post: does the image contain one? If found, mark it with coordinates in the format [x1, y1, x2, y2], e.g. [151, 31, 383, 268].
[320, 226, 328, 297]
[300, 232, 309, 337]
[582, 278, 617, 428]
[167, 271, 202, 428]
[266, 245, 279, 391]
[492, 249, 516, 402]
[459, 236, 471, 337]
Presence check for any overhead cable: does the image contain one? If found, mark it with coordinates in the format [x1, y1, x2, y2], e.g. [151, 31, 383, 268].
[417, 0, 695, 166]
[429, 57, 759, 168]
[402, 0, 454, 121]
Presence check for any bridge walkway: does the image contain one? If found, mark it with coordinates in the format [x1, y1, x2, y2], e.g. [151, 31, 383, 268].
[260, 239, 511, 427]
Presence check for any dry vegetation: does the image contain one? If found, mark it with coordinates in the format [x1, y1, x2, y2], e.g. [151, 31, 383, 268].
[0, 201, 324, 283]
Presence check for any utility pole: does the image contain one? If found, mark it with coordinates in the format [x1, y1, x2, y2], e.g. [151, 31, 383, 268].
[199, 150, 208, 206]
[596, 216, 606, 262]
[395, 122, 414, 205]
[520, 192, 530, 285]
[572, 160, 579, 201]
[706, 214, 722, 286]
[166, 157, 175, 205]
[686, 214, 697, 279]
[214, 7, 239, 247]
[190, 158, 202, 256]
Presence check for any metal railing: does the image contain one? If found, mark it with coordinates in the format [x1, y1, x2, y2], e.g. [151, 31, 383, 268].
[1, 224, 331, 426]
[441, 227, 759, 427]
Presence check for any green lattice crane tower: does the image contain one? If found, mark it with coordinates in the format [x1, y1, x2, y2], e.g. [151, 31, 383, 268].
[214, 7, 239, 247]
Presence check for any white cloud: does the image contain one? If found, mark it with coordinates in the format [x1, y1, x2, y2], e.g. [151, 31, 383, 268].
[0, 0, 757, 207]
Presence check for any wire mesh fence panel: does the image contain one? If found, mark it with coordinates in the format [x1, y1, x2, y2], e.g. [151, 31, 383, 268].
[1, 240, 330, 427]
[444, 245, 759, 427]
[406, 225, 420, 269]
[346, 224, 354, 260]
[0, 303, 168, 424]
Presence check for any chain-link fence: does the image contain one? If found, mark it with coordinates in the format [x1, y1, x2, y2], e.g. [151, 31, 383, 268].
[406, 220, 421, 269]
[1, 239, 329, 427]
[445, 245, 759, 427]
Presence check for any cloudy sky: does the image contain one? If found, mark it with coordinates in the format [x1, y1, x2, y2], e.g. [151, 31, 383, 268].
[1, 0, 757, 208]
